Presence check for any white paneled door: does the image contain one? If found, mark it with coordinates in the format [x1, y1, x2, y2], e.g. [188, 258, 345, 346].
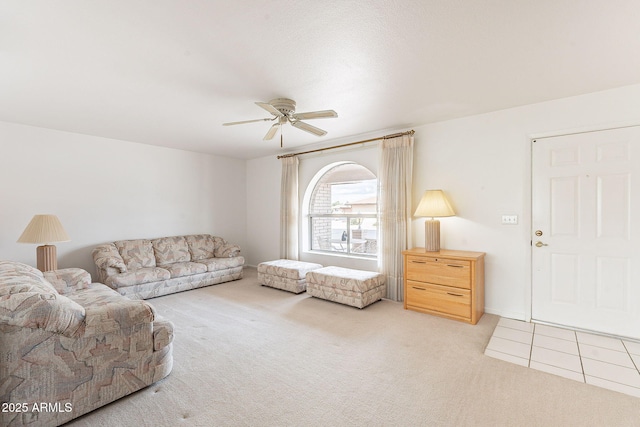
[532, 126, 640, 340]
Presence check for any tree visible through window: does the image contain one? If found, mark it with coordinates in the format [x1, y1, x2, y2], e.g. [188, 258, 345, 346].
[309, 163, 377, 257]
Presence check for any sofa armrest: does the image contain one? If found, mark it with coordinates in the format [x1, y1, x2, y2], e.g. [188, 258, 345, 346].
[152, 314, 175, 351]
[82, 298, 155, 336]
[43, 268, 91, 294]
[93, 244, 127, 271]
[216, 244, 241, 258]
[92, 243, 127, 283]
[212, 236, 241, 258]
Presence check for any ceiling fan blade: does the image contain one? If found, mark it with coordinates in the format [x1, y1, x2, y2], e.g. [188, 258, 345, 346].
[291, 120, 327, 137]
[263, 123, 280, 140]
[292, 110, 338, 120]
[222, 118, 272, 126]
[255, 102, 284, 117]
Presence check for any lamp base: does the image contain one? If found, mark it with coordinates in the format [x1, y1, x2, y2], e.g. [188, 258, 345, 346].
[425, 219, 441, 252]
[36, 244, 57, 272]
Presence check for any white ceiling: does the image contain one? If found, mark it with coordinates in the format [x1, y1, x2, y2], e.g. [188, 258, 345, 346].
[2, 1, 640, 159]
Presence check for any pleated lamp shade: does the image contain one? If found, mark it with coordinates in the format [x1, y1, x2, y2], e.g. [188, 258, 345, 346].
[17, 215, 70, 271]
[17, 215, 70, 244]
[414, 190, 455, 252]
[414, 190, 456, 218]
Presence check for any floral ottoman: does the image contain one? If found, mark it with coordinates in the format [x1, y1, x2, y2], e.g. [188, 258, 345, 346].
[305, 266, 386, 309]
[257, 259, 324, 294]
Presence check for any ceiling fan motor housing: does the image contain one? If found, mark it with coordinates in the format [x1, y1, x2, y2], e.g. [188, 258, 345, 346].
[269, 98, 296, 116]
[222, 97, 336, 143]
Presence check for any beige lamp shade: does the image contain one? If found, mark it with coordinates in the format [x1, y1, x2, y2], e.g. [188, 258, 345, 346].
[17, 215, 70, 244]
[414, 190, 456, 218]
[414, 190, 455, 252]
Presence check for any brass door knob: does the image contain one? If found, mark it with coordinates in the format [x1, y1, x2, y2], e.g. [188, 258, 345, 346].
[535, 241, 548, 247]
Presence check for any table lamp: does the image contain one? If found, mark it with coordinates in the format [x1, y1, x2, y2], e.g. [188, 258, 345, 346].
[414, 190, 455, 252]
[17, 214, 70, 271]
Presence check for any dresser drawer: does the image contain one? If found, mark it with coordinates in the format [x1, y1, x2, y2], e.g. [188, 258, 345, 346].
[405, 255, 471, 289]
[406, 280, 471, 319]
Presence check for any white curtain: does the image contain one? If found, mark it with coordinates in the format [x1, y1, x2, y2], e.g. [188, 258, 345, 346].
[280, 156, 299, 260]
[377, 134, 414, 301]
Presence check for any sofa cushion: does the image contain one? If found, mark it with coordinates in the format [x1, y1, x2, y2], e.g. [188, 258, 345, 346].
[114, 239, 156, 269]
[197, 256, 245, 272]
[152, 236, 191, 265]
[160, 261, 207, 278]
[0, 262, 86, 336]
[43, 268, 92, 294]
[106, 267, 171, 288]
[0, 261, 58, 295]
[185, 234, 215, 261]
[0, 260, 44, 278]
[68, 283, 156, 336]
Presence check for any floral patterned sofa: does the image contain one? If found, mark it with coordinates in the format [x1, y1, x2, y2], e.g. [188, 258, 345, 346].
[0, 260, 174, 427]
[92, 234, 244, 299]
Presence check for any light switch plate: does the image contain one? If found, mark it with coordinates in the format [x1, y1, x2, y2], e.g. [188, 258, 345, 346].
[501, 215, 518, 225]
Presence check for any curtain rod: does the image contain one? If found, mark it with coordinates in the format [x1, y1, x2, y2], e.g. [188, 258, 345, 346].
[276, 129, 415, 159]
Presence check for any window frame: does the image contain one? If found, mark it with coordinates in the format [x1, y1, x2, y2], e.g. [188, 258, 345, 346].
[305, 162, 378, 259]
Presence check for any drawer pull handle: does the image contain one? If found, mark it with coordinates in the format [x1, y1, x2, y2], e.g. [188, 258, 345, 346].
[411, 260, 426, 264]
[447, 264, 464, 268]
[412, 286, 426, 291]
[447, 292, 464, 297]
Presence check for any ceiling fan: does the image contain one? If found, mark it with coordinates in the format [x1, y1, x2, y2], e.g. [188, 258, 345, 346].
[223, 98, 338, 147]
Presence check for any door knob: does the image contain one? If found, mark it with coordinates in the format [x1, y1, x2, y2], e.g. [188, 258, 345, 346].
[535, 241, 548, 247]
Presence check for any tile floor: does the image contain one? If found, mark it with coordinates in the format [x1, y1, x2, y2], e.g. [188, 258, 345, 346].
[485, 317, 640, 398]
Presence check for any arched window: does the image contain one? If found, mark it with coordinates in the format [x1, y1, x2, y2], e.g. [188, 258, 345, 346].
[308, 162, 377, 257]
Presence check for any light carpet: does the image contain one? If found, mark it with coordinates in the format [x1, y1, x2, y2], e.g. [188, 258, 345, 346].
[67, 268, 640, 426]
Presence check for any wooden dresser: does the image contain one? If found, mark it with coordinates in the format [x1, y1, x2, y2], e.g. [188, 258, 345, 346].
[402, 248, 485, 324]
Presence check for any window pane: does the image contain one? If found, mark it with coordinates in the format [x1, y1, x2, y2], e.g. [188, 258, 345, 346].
[310, 163, 376, 215]
[351, 220, 378, 255]
[311, 217, 348, 253]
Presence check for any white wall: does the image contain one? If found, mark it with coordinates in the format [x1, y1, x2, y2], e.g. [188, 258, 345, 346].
[246, 83, 640, 320]
[0, 121, 246, 276]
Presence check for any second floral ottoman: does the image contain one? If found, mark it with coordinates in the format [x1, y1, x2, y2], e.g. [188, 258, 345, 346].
[305, 266, 385, 309]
